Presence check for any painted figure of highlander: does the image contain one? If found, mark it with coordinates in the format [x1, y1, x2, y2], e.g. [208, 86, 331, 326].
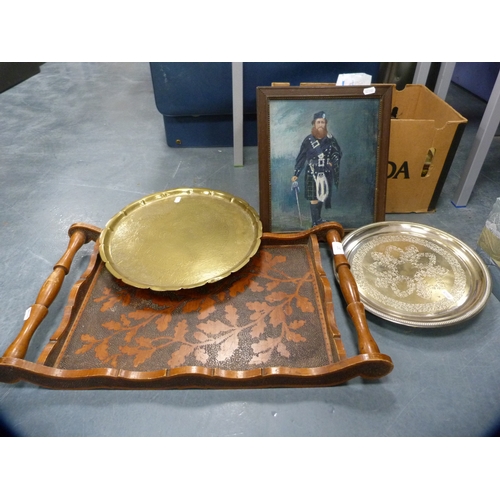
[291, 111, 342, 226]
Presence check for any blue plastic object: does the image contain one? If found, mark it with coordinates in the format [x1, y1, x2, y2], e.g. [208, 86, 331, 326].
[452, 62, 500, 102]
[150, 62, 381, 147]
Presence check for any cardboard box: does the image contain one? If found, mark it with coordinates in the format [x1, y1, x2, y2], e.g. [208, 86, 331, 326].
[386, 84, 467, 213]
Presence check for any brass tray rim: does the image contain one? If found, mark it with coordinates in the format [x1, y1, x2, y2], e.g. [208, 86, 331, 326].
[340, 221, 492, 328]
[99, 188, 263, 291]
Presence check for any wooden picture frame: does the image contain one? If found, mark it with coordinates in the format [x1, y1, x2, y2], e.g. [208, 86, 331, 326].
[257, 84, 393, 233]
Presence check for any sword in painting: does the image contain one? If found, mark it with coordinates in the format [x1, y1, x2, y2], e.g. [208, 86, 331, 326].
[291, 180, 302, 227]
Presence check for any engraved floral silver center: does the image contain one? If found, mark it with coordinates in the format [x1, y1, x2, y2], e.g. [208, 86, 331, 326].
[351, 234, 467, 314]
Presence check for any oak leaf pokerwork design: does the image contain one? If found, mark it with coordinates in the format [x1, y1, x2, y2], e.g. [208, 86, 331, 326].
[74, 249, 320, 370]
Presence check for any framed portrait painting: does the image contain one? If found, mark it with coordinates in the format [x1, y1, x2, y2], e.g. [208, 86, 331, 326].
[257, 84, 393, 233]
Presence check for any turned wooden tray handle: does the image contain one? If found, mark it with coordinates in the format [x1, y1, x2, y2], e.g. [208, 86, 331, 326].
[326, 229, 381, 356]
[3, 224, 100, 359]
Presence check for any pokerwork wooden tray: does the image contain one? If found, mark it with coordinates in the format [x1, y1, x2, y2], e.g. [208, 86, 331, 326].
[0, 222, 393, 389]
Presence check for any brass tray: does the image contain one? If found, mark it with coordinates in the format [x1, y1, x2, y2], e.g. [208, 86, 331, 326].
[341, 221, 492, 327]
[99, 188, 262, 291]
